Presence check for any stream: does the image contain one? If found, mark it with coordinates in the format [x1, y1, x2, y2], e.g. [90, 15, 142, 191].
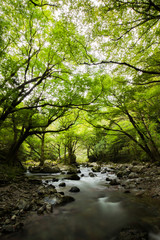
[4, 166, 160, 240]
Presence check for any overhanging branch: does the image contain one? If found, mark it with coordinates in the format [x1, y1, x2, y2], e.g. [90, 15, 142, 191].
[29, 0, 58, 7]
[82, 61, 160, 75]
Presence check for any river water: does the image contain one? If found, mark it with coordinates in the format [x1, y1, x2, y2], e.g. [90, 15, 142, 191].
[4, 166, 160, 240]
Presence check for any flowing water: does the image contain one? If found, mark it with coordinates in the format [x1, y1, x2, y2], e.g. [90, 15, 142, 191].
[4, 166, 160, 240]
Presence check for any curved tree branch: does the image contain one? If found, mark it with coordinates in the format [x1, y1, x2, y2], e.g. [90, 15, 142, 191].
[29, 0, 58, 7]
[82, 60, 160, 75]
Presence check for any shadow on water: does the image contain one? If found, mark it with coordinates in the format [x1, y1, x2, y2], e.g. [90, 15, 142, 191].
[3, 167, 160, 240]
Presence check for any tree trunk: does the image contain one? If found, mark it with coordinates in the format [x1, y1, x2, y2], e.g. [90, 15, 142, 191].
[39, 133, 45, 166]
[7, 129, 29, 167]
[68, 143, 76, 164]
[125, 110, 157, 162]
[87, 146, 90, 159]
[64, 145, 67, 164]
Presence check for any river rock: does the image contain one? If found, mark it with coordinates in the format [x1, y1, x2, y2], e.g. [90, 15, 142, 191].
[47, 185, 57, 194]
[110, 179, 119, 186]
[67, 168, 78, 174]
[11, 215, 16, 221]
[17, 199, 30, 211]
[37, 204, 46, 215]
[115, 227, 148, 240]
[127, 183, 136, 189]
[55, 195, 75, 205]
[52, 178, 59, 182]
[36, 199, 45, 206]
[89, 172, 97, 177]
[117, 171, 124, 178]
[59, 182, 66, 187]
[106, 177, 112, 181]
[40, 166, 60, 173]
[64, 174, 80, 180]
[29, 166, 41, 173]
[92, 166, 101, 172]
[69, 186, 80, 192]
[130, 165, 144, 174]
[37, 186, 46, 196]
[135, 190, 145, 197]
[45, 203, 53, 213]
[101, 168, 107, 174]
[128, 172, 138, 179]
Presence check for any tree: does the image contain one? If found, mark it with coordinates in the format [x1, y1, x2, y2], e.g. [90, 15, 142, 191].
[87, 77, 160, 162]
[0, 0, 103, 166]
[64, 0, 160, 85]
[1, 0, 160, 168]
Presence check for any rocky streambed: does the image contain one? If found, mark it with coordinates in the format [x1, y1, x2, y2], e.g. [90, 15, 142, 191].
[1, 162, 160, 240]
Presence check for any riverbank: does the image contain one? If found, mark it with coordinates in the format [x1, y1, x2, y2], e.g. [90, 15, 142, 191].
[106, 162, 160, 199]
[0, 162, 160, 239]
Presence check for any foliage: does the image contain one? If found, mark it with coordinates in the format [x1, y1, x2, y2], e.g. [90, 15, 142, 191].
[0, 0, 160, 168]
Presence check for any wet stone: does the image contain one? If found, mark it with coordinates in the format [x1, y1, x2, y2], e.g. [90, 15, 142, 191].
[17, 199, 30, 211]
[69, 186, 80, 192]
[59, 182, 66, 187]
[110, 179, 119, 186]
[55, 195, 75, 206]
[106, 177, 111, 181]
[128, 172, 138, 179]
[11, 215, 16, 221]
[89, 172, 97, 177]
[101, 168, 107, 174]
[47, 185, 57, 194]
[66, 168, 78, 174]
[37, 205, 46, 215]
[115, 227, 148, 240]
[37, 186, 46, 196]
[64, 174, 80, 180]
[45, 203, 53, 213]
[52, 178, 59, 182]
[92, 166, 101, 172]
[58, 192, 64, 195]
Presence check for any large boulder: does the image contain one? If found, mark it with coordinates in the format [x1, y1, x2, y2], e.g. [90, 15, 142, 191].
[59, 182, 66, 187]
[66, 167, 78, 174]
[92, 166, 101, 172]
[29, 166, 41, 173]
[64, 174, 80, 180]
[40, 166, 61, 173]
